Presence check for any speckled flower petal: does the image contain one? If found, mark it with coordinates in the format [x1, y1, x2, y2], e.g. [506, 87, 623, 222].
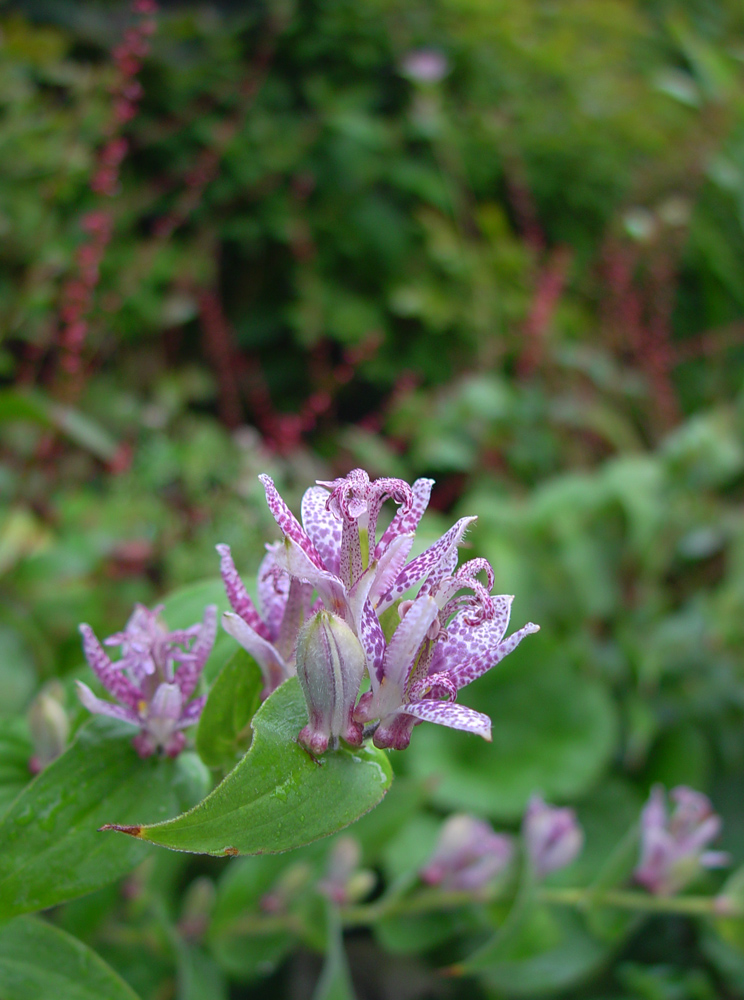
[257, 545, 290, 638]
[302, 485, 342, 575]
[259, 474, 326, 570]
[79, 624, 142, 710]
[373, 594, 439, 710]
[447, 621, 540, 690]
[429, 596, 513, 675]
[175, 604, 217, 700]
[376, 516, 477, 614]
[399, 699, 492, 740]
[217, 544, 272, 640]
[375, 477, 434, 558]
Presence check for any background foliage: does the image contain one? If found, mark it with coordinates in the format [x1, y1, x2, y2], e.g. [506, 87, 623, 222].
[2, 0, 744, 997]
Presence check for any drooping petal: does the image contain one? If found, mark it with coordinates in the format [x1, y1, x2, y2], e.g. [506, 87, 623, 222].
[375, 477, 434, 558]
[79, 624, 142, 710]
[217, 544, 272, 641]
[259, 474, 326, 570]
[75, 681, 140, 725]
[222, 611, 290, 692]
[175, 604, 217, 700]
[376, 516, 477, 614]
[398, 699, 492, 740]
[446, 621, 540, 691]
[301, 485, 342, 575]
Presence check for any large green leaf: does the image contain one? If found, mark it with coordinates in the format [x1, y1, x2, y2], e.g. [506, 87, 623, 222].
[102, 678, 393, 856]
[0, 719, 33, 817]
[0, 717, 206, 919]
[404, 642, 617, 820]
[196, 649, 263, 770]
[0, 915, 141, 1000]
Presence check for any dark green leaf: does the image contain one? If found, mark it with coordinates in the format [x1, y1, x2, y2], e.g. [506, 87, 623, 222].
[0, 717, 205, 919]
[0, 719, 33, 817]
[313, 904, 357, 1000]
[196, 649, 262, 770]
[0, 915, 141, 1000]
[102, 678, 393, 856]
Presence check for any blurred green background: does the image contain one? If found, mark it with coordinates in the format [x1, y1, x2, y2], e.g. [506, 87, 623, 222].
[2, 0, 744, 997]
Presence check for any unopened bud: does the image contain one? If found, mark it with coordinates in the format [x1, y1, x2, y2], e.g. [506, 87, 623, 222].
[296, 611, 365, 754]
[28, 681, 69, 772]
[523, 795, 583, 879]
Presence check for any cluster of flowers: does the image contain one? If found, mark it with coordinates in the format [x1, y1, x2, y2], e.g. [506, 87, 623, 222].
[413, 787, 728, 898]
[77, 468, 538, 756]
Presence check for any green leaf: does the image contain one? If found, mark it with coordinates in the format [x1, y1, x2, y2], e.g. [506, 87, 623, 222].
[0, 717, 205, 919]
[0, 915, 141, 1000]
[102, 677, 393, 856]
[404, 646, 617, 820]
[196, 649, 262, 770]
[177, 944, 228, 1000]
[0, 719, 33, 817]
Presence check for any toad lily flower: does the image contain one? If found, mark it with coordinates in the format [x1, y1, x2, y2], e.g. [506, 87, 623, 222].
[76, 603, 217, 757]
[420, 815, 514, 892]
[634, 785, 729, 896]
[355, 558, 540, 749]
[523, 795, 584, 879]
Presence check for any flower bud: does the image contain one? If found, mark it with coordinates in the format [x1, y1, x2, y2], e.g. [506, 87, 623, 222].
[523, 795, 583, 879]
[421, 815, 514, 892]
[296, 611, 365, 754]
[28, 681, 69, 773]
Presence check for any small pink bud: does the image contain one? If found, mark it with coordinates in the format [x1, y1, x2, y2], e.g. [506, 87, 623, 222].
[524, 795, 583, 879]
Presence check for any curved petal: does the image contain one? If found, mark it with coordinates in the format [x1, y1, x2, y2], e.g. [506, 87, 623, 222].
[375, 477, 434, 558]
[429, 597, 513, 675]
[399, 699, 492, 740]
[257, 545, 290, 638]
[259, 474, 325, 570]
[79, 624, 142, 710]
[446, 621, 539, 690]
[222, 611, 290, 692]
[75, 681, 140, 725]
[376, 516, 477, 614]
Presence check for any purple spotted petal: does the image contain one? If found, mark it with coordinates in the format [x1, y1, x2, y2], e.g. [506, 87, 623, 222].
[301, 486, 342, 575]
[257, 545, 290, 639]
[217, 544, 272, 641]
[175, 604, 217, 700]
[79, 624, 142, 710]
[274, 578, 313, 662]
[376, 516, 477, 614]
[338, 520, 364, 590]
[447, 621, 540, 690]
[375, 477, 434, 558]
[75, 681, 140, 726]
[399, 699, 492, 740]
[358, 596, 386, 683]
[429, 597, 513, 675]
[222, 611, 290, 692]
[259, 474, 325, 570]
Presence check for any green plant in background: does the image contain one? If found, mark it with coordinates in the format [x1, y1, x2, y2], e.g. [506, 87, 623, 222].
[3, 0, 744, 997]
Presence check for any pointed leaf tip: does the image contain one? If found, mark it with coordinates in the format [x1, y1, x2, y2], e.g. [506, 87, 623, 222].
[99, 823, 143, 837]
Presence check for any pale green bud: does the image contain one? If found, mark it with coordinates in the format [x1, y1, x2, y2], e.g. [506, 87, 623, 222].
[296, 611, 365, 754]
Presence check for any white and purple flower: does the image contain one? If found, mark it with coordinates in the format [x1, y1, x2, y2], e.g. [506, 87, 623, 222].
[634, 785, 729, 896]
[523, 795, 584, 879]
[420, 814, 514, 892]
[218, 469, 539, 753]
[76, 603, 217, 757]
